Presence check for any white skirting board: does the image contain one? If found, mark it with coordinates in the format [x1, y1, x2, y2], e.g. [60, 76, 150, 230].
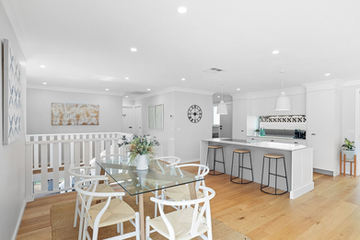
[12, 200, 26, 240]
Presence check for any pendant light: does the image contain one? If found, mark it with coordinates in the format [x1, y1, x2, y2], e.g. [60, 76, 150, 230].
[217, 86, 228, 115]
[275, 77, 291, 111]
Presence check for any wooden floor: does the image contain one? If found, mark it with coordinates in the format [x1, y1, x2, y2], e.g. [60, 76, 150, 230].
[17, 173, 360, 240]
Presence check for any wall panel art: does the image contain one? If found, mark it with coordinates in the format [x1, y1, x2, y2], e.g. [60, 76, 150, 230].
[2, 39, 23, 145]
[51, 103, 99, 126]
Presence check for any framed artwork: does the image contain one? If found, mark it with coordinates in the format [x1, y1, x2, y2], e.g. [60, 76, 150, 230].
[2, 39, 23, 145]
[51, 103, 100, 126]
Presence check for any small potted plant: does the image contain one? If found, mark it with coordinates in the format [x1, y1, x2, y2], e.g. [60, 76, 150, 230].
[342, 138, 356, 160]
[129, 135, 160, 170]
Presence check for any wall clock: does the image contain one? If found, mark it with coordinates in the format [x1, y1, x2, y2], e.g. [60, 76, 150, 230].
[187, 105, 203, 123]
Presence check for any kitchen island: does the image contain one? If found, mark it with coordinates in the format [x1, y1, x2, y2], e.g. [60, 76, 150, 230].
[200, 138, 314, 199]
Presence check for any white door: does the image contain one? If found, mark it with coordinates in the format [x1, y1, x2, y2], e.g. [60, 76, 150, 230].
[134, 106, 142, 135]
[307, 89, 338, 173]
[122, 106, 135, 133]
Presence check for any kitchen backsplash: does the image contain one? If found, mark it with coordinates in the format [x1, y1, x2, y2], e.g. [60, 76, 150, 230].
[259, 115, 306, 130]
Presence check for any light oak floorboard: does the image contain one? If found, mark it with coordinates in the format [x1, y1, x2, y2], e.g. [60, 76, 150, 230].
[17, 173, 360, 240]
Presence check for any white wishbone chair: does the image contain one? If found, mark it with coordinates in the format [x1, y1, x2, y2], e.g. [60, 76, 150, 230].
[164, 164, 209, 201]
[152, 156, 181, 217]
[69, 166, 115, 240]
[75, 177, 140, 240]
[146, 186, 216, 240]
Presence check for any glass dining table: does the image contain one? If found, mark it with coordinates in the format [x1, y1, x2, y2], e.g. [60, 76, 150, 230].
[96, 155, 203, 240]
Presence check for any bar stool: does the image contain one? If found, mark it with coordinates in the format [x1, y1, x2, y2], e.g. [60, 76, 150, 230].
[230, 149, 254, 184]
[260, 153, 289, 195]
[206, 145, 226, 175]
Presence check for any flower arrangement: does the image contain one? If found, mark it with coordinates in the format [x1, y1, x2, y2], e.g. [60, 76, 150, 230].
[129, 135, 160, 162]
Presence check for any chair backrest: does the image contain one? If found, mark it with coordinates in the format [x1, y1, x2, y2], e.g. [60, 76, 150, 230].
[75, 177, 126, 239]
[150, 186, 215, 239]
[176, 164, 209, 190]
[68, 166, 104, 183]
[155, 156, 181, 166]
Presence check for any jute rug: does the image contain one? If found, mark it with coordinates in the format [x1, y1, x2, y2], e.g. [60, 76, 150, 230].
[51, 194, 250, 240]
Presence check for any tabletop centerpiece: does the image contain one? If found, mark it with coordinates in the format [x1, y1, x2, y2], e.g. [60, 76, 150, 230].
[129, 135, 160, 170]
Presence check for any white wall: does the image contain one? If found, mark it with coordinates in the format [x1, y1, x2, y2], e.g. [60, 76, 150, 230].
[136, 92, 175, 156]
[27, 88, 123, 134]
[173, 91, 212, 161]
[0, 2, 27, 239]
[136, 90, 212, 162]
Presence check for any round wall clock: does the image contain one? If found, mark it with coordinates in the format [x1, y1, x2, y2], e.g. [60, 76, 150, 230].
[187, 105, 203, 123]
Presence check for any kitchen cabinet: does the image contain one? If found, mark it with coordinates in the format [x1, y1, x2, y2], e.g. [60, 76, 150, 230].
[306, 83, 341, 175]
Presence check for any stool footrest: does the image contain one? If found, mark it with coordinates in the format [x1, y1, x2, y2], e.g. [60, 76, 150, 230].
[260, 185, 288, 195]
[268, 173, 287, 178]
[230, 177, 253, 184]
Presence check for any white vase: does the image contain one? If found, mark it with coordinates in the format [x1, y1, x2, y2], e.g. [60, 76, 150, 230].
[343, 150, 356, 161]
[136, 154, 149, 170]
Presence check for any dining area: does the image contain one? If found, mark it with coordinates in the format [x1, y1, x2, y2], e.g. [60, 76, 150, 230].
[68, 135, 216, 240]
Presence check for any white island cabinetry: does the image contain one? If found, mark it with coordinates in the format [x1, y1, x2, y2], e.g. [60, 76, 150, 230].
[200, 138, 314, 199]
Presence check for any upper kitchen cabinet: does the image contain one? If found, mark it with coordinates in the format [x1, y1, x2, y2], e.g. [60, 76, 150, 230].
[306, 81, 342, 175]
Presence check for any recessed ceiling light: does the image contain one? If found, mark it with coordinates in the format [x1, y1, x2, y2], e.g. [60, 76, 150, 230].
[125, 95, 129, 98]
[272, 49, 280, 55]
[324, 73, 331, 77]
[217, 95, 221, 98]
[42, 81, 47, 85]
[125, 76, 129, 80]
[105, 88, 110, 91]
[236, 88, 241, 91]
[181, 78, 186, 81]
[40, 64, 46, 68]
[147, 88, 151, 92]
[177, 6, 187, 14]
[130, 47, 138, 52]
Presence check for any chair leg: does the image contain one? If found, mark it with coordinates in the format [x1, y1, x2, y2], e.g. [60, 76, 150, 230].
[260, 156, 265, 190]
[230, 151, 235, 182]
[145, 216, 150, 240]
[73, 193, 79, 227]
[249, 152, 254, 182]
[221, 147, 226, 174]
[267, 158, 272, 187]
[78, 200, 85, 240]
[134, 212, 140, 240]
[154, 191, 158, 217]
[82, 220, 88, 240]
[213, 149, 216, 173]
[240, 153, 244, 183]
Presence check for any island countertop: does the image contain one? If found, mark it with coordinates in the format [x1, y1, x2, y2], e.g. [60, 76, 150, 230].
[203, 138, 308, 151]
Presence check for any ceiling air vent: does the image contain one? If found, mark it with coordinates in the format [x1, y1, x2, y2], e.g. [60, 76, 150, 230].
[209, 67, 223, 72]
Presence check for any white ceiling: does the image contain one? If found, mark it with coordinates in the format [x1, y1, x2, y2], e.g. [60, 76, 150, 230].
[3, 0, 360, 96]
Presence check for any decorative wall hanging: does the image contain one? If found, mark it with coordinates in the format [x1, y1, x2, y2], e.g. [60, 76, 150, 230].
[51, 103, 99, 126]
[2, 39, 23, 145]
[187, 105, 202, 123]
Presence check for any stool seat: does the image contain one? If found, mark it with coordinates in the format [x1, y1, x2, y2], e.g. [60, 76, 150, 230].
[208, 145, 223, 149]
[233, 149, 250, 154]
[264, 154, 284, 159]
